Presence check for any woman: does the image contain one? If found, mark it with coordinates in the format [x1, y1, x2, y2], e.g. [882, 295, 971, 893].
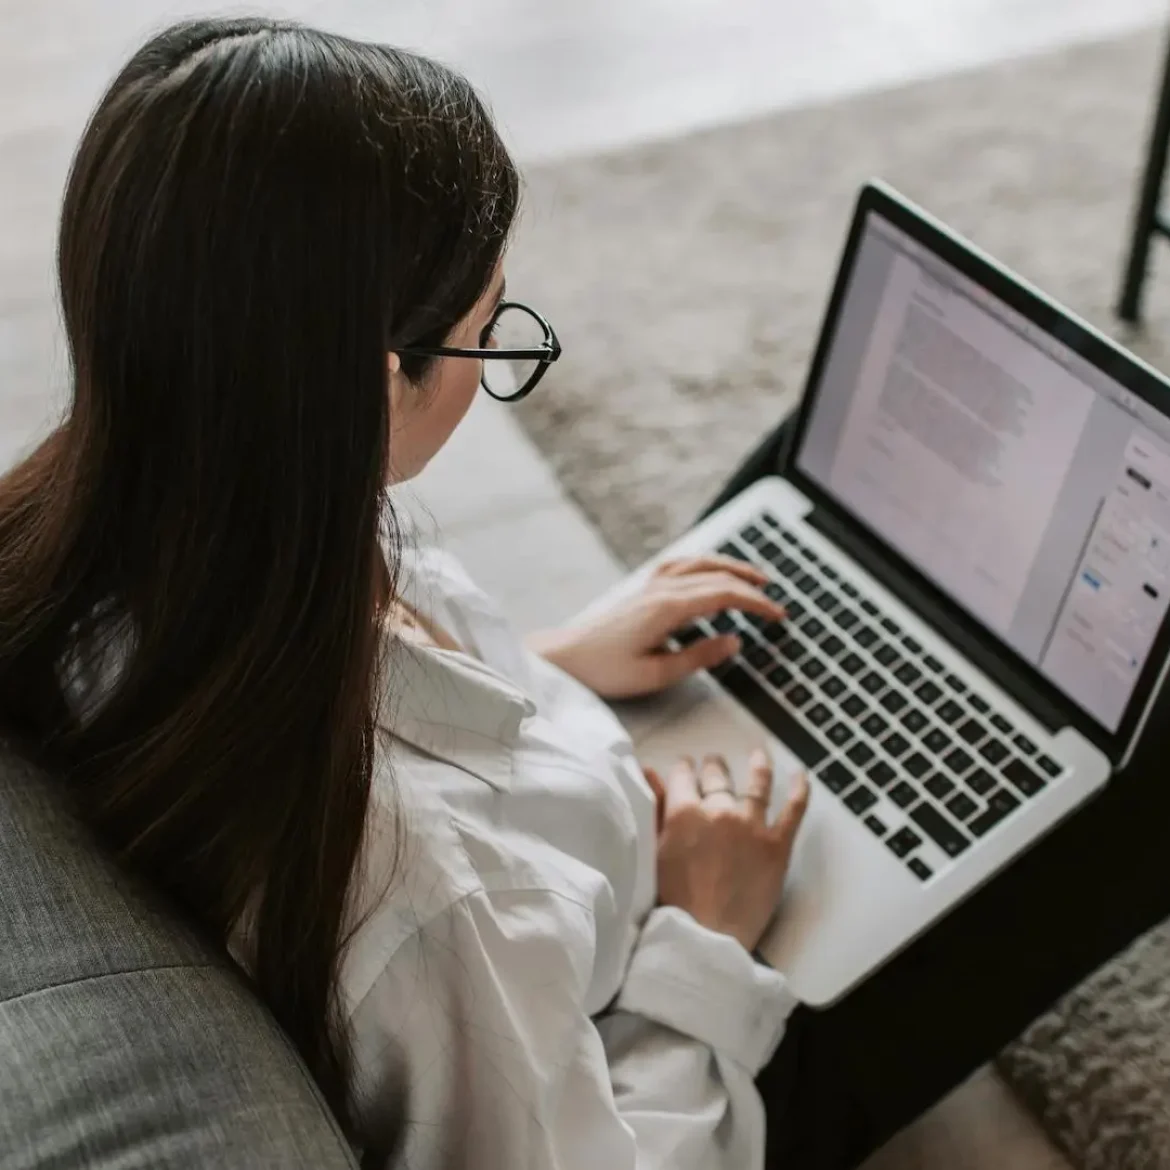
[0, 17, 810, 1168]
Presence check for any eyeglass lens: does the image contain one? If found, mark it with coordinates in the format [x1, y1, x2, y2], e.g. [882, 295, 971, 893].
[482, 305, 547, 399]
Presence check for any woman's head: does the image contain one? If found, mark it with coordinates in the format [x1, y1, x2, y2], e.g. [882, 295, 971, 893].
[0, 16, 518, 1138]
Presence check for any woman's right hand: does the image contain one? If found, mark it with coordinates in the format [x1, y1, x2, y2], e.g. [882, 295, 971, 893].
[647, 750, 810, 953]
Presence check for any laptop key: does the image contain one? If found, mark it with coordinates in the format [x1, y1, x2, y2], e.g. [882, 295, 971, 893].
[861, 599, 879, 616]
[840, 653, 866, 676]
[855, 626, 879, 648]
[943, 747, 974, 774]
[968, 788, 1021, 836]
[1003, 757, 1047, 798]
[841, 582, 860, 599]
[957, 719, 986, 746]
[979, 739, 1010, 766]
[767, 663, 792, 688]
[847, 742, 876, 767]
[908, 857, 933, 881]
[785, 684, 812, 708]
[937, 700, 965, 725]
[861, 671, 885, 694]
[887, 826, 922, 857]
[880, 691, 908, 714]
[844, 784, 878, 815]
[910, 802, 970, 857]
[835, 610, 860, 630]
[818, 762, 854, 794]
[816, 590, 839, 612]
[991, 713, 1013, 734]
[802, 616, 826, 638]
[718, 540, 750, 561]
[806, 703, 832, 727]
[826, 722, 852, 747]
[925, 773, 955, 800]
[968, 695, 990, 714]
[1013, 733, 1038, 756]
[841, 693, 867, 718]
[1038, 755, 1063, 778]
[779, 639, 807, 664]
[822, 676, 847, 699]
[864, 813, 887, 837]
[821, 634, 845, 657]
[711, 612, 738, 635]
[916, 680, 944, 704]
[797, 574, 818, 594]
[764, 581, 787, 603]
[964, 768, 995, 796]
[672, 623, 707, 647]
[894, 662, 922, 686]
[868, 760, 897, 788]
[946, 791, 979, 821]
[740, 526, 765, 545]
[821, 564, 839, 580]
[882, 732, 911, 758]
[715, 670, 828, 768]
[923, 728, 951, 755]
[881, 617, 901, 636]
[945, 673, 968, 694]
[785, 600, 806, 619]
[900, 708, 929, 734]
[862, 713, 889, 737]
[889, 781, 917, 808]
[802, 658, 828, 682]
[904, 752, 931, 778]
[875, 644, 900, 667]
[745, 643, 773, 669]
[903, 636, 923, 654]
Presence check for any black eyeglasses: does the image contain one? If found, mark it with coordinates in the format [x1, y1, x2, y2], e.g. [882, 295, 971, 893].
[398, 300, 562, 402]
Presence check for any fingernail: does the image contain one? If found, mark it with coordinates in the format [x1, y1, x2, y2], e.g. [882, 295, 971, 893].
[750, 747, 770, 769]
[723, 634, 743, 655]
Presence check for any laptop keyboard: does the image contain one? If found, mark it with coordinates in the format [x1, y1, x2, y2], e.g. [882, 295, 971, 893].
[673, 511, 1068, 884]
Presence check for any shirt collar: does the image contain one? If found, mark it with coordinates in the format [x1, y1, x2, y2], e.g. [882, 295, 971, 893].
[380, 636, 535, 793]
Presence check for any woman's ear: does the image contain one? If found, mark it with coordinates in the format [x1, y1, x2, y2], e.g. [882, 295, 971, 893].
[387, 352, 401, 375]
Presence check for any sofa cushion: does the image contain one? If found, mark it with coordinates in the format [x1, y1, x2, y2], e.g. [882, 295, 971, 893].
[0, 745, 366, 1169]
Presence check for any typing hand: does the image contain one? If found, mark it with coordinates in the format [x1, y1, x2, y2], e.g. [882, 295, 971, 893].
[652, 750, 809, 952]
[526, 555, 787, 700]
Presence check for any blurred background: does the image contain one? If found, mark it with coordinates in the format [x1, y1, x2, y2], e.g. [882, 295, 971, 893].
[5, 3, 1170, 1167]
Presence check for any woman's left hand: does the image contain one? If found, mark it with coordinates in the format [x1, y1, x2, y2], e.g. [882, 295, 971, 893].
[526, 555, 787, 699]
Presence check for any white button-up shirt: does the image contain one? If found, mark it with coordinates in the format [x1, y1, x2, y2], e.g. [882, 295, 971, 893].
[343, 547, 798, 1168]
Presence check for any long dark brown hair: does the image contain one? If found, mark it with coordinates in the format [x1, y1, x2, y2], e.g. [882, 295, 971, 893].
[0, 17, 518, 1132]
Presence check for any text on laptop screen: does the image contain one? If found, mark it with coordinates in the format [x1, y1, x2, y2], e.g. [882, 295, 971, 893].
[797, 212, 1170, 733]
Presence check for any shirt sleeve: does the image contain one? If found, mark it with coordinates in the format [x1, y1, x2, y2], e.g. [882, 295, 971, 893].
[347, 887, 798, 1170]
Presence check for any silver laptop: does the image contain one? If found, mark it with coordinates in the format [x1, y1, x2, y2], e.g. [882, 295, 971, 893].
[587, 182, 1170, 1006]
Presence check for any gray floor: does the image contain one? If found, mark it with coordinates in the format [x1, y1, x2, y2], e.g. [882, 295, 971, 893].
[4, 0, 1166, 1164]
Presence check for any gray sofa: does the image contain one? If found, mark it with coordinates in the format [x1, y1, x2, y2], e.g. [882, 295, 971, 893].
[0, 746, 391, 1168]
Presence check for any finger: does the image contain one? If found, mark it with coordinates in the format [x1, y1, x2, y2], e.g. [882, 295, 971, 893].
[658, 576, 788, 630]
[643, 766, 666, 831]
[663, 756, 701, 816]
[645, 633, 741, 690]
[699, 754, 738, 811]
[769, 771, 811, 848]
[741, 747, 774, 822]
[655, 555, 769, 586]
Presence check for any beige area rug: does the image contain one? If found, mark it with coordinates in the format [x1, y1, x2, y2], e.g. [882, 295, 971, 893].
[509, 28, 1170, 1170]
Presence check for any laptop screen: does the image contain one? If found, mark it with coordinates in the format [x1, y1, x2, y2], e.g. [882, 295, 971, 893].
[796, 210, 1170, 733]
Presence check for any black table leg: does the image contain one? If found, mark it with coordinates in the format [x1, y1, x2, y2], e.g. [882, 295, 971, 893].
[1118, 23, 1170, 324]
